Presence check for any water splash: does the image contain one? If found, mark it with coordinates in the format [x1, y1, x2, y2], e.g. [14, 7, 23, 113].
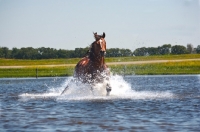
[19, 75, 174, 101]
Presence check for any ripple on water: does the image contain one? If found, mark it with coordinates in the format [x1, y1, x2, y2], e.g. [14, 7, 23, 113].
[19, 75, 175, 102]
[1, 75, 200, 131]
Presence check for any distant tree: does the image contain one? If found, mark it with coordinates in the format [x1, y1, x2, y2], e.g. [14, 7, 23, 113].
[171, 45, 188, 54]
[146, 47, 159, 55]
[14, 47, 37, 59]
[56, 49, 74, 58]
[0, 47, 3, 58]
[133, 47, 147, 56]
[120, 49, 132, 56]
[67, 50, 75, 58]
[37, 47, 58, 59]
[107, 48, 133, 57]
[47, 48, 58, 59]
[2, 43, 196, 59]
[105, 49, 112, 57]
[57, 49, 67, 58]
[107, 48, 121, 57]
[187, 43, 194, 54]
[158, 44, 171, 55]
[11, 47, 19, 58]
[71, 48, 88, 58]
[196, 45, 200, 53]
[0, 47, 10, 58]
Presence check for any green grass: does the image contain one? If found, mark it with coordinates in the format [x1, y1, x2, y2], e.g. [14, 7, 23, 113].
[0, 60, 199, 78]
[0, 58, 80, 66]
[106, 54, 200, 62]
[110, 60, 200, 75]
[0, 54, 200, 77]
[0, 66, 74, 78]
[0, 54, 200, 66]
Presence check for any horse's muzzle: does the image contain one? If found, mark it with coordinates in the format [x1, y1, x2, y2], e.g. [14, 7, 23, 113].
[100, 51, 106, 57]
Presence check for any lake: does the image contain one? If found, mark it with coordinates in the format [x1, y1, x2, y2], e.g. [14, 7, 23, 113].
[0, 75, 200, 131]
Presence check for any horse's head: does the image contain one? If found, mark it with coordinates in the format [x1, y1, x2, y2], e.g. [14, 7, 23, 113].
[91, 32, 106, 57]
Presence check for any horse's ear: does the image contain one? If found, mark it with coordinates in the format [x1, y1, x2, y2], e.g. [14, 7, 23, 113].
[93, 32, 97, 36]
[93, 32, 99, 40]
[102, 32, 105, 38]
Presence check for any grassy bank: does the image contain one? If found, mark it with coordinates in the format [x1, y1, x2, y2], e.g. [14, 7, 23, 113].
[106, 54, 200, 62]
[1, 54, 200, 66]
[0, 66, 74, 78]
[1, 54, 200, 77]
[110, 60, 200, 75]
[0, 60, 199, 78]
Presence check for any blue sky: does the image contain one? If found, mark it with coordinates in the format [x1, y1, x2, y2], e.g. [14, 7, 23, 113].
[0, 0, 199, 50]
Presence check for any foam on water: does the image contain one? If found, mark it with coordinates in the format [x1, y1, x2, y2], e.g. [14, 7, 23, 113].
[19, 75, 174, 101]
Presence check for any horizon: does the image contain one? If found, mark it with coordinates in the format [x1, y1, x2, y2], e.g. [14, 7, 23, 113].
[0, 43, 197, 51]
[0, 0, 199, 51]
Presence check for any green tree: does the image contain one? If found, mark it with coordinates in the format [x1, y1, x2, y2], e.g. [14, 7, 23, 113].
[171, 45, 187, 54]
[146, 47, 159, 55]
[133, 47, 147, 56]
[71, 48, 88, 58]
[0, 47, 11, 58]
[106, 48, 119, 57]
[187, 44, 193, 54]
[120, 49, 132, 56]
[11, 47, 19, 58]
[0, 47, 3, 58]
[57, 49, 68, 58]
[37, 47, 58, 59]
[158, 44, 171, 55]
[196, 45, 200, 53]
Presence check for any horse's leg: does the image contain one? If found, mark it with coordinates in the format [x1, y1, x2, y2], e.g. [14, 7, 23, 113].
[90, 83, 95, 95]
[60, 85, 69, 95]
[103, 66, 112, 96]
[106, 83, 112, 96]
[90, 86, 94, 95]
[60, 78, 76, 95]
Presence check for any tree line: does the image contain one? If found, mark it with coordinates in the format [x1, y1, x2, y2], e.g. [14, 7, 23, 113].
[133, 44, 200, 56]
[0, 47, 132, 59]
[0, 44, 200, 59]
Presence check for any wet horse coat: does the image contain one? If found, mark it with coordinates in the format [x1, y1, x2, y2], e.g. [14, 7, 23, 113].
[61, 32, 111, 95]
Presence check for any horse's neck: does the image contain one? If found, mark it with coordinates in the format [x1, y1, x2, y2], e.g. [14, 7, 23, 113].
[89, 53, 105, 67]
[89, 42, 105, 67]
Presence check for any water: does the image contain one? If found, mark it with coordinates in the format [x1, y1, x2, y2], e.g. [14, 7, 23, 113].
[0, 75, 200, 131]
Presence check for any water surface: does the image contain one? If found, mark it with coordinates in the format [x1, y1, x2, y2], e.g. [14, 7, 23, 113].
[0, 75, 200, 131]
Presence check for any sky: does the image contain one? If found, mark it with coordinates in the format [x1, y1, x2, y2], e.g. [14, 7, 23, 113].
[0, 0, 199, 51]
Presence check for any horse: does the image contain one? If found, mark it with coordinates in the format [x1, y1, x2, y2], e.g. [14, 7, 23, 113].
[61, 32, 112, 96]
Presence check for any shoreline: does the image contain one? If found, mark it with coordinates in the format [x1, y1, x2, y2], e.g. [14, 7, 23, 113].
[0, 58, 200, 78]
[0, 58, 200, 69]
[0, 74, 200, 80]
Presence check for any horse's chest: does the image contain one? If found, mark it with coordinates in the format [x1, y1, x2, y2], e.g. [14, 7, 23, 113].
[89, 63, 103, 72]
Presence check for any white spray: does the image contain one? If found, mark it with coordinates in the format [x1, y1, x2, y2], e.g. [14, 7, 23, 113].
[19, 75, 174, 101]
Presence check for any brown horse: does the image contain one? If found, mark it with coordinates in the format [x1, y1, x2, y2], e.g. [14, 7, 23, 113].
[61, 32, 112, 95]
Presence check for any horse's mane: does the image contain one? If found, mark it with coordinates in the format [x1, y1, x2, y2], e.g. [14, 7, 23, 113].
[85, 33, 105, 61]
[88, 41, 96, 61]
